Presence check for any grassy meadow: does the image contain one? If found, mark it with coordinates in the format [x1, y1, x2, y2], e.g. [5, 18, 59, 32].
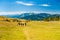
[0, 17, 60, 40]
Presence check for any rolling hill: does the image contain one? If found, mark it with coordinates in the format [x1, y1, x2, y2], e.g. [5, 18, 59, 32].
[0, 16, 60, 40]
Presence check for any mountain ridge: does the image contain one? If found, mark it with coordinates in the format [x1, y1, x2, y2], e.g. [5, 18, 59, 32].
[1, 13, 60, 21]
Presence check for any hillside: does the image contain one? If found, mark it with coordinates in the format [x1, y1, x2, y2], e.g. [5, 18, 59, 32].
[0, 17, 60, 40]
[0, 17, 26, 40]
[2, 13, 60, 21]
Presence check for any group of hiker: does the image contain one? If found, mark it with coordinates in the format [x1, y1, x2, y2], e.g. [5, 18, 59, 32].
[3, 18, 30, 26]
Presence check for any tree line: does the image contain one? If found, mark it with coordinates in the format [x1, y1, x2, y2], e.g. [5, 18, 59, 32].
[44, 15, 60, 21]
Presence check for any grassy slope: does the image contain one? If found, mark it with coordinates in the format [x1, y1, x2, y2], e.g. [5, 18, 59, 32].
[25, 21, 60, 40]
[0, 21, 26, 40]
[0, 17, 60, 40]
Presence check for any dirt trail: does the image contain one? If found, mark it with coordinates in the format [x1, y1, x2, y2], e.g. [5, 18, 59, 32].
[23, 27, 31, 40]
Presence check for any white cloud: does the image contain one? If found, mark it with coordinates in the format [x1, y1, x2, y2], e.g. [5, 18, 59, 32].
[0, 11, 32, 15]
[16, 1, 34, 6]
[40, 4, 51, 7]
[0, 11, 60, 15]
[0, 12, 24, 15]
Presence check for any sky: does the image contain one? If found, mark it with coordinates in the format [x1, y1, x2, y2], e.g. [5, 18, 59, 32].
[0, 0, 60, 15]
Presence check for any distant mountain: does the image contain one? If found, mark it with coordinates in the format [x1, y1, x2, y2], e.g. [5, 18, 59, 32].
[3, 14, 20, 18]
[3, 13, 35, 18]
[1, 13, 60, 21]
[20, 13, 51, 20]
[19, 13, 35, 18]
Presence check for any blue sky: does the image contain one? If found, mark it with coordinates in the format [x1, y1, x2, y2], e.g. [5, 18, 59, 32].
[0, 0, 60, 15]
